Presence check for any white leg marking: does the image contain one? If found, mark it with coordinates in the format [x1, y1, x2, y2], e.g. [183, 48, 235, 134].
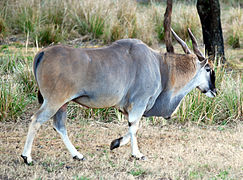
[128, 113, 145, 159]
[21, 115, 40, 164]
[56, 130, 84, 160]
[53, 106, 84, 160]
[22, 102, 58, 164]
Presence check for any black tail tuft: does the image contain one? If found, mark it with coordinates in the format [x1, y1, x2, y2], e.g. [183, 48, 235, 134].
[33, 51, 44, 80]
[38, 90, 44, 104]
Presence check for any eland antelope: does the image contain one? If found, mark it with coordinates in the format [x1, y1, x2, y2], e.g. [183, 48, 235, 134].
[21, 29, 216, 165]
[21, 0, 216, 164]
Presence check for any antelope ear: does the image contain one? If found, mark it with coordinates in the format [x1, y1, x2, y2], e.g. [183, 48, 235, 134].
[187, 28, 205, 61]
[171, 28, 191, 54]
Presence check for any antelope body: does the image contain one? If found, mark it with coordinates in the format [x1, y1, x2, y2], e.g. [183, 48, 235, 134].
[21, 32, 216, 164]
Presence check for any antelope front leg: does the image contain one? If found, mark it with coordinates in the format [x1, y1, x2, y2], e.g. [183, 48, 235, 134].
[128, 118, 145, 160]
[110, 107, 146, 160]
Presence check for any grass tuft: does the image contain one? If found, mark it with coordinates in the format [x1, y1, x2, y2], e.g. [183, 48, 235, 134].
[15, 59, 37, 97]
[0, 79, 27, 121]
[129, 168, 147, 177]
[0, 52, 18, 74]
[37, 24, 64, 46]
[0, 16, 7, 36]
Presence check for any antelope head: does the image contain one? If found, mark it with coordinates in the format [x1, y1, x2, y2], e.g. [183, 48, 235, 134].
[171, 28, 217, 98]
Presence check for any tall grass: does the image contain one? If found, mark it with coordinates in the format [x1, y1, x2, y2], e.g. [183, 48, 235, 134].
[0, 46, 241, 124]
[0, 0, 241, 47]
[176, 67, 242, 125]
[0, 47, 37, 121]
[0, 0, 202, 46]
[223, 6, 242, 48]
[0, 79, 27, 121]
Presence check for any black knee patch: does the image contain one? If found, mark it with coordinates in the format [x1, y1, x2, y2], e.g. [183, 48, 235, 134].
[21, 155, 28, 164]
[128, 122, 132, 127]
[110, 137, 123, 150]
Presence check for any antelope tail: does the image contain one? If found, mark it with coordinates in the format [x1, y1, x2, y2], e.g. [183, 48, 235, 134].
[37, 90, 44, 104]
[33, 51, 45, 104]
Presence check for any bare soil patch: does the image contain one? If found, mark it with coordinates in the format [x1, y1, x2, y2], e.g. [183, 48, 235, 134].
[0, 113, 242, 179]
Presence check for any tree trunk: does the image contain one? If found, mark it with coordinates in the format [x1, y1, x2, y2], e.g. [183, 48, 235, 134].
[164, 0, 174, 53]
[197, 0, 226, 63]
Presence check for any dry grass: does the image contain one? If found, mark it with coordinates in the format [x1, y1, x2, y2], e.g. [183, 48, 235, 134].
[222, 5, 243, 48]
[1, 0, 242, 48]
[0, 113, 242, 179]
[0, 0, 203, 46]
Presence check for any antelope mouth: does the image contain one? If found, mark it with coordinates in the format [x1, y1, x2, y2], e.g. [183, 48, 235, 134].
[197, 87, 217, 98]
[205, 89, 217, 98]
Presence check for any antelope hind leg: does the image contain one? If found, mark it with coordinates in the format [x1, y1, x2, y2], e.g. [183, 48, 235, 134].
[53, 103, 85, 161]
[21, 103, 59, 165]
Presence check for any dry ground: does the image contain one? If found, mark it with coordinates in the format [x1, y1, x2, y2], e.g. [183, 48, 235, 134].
[0, 108, 242, 180]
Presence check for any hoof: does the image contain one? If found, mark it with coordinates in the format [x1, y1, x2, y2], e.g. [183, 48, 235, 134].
[73, 155, 85, 161]
[131, 154, 146, 160]
[21, 155, 33, 165]
[110, 137, 123, 150]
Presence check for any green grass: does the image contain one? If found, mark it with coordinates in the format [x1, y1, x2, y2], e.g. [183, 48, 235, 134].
[0, 49, 35, 121]
[74, 176, 90, 180]
[129, 166, 147, 177]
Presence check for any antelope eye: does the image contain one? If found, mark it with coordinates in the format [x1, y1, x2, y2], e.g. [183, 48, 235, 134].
[206, 68, 210, 72]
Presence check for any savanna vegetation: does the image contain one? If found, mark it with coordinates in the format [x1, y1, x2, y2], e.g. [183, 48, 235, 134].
[0, 0, 242, 124]
[0, 0, 242, 179]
